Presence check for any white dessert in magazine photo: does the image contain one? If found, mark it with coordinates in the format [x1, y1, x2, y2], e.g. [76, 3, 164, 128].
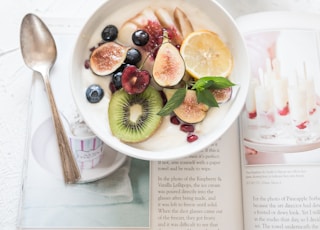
[4, 1, 320, 230]
[242, 27, 320, 165]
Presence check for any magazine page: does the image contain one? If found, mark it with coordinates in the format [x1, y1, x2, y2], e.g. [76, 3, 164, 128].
[150, 121, 244, 230]
[238, 12, 320, 230]
[18, 19, 244, 230]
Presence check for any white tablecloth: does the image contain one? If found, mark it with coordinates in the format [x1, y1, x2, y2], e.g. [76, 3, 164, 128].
[2, 0, 320, 229]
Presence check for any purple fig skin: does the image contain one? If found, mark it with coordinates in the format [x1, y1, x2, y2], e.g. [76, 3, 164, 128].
[121, 65, 151, 94]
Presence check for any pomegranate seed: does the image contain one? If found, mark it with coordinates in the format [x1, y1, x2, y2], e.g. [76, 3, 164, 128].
[89, 46, 96, 52]
[84, 59, 90, 69]
[109, 82, 117, 94]
[187, 134, 198, 143]
[170, 116, 180, 125]
[180, 124, 195, 133]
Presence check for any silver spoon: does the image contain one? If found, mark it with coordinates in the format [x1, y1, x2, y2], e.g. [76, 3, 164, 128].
[20, 13, 80, 184]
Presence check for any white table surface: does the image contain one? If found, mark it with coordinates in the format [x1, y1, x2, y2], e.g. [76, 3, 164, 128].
[2, 0, 320, 229]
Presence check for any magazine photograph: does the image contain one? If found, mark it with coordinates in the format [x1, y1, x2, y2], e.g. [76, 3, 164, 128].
[242, 29, 320, 165]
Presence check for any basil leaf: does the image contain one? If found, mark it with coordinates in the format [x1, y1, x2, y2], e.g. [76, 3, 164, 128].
[157, 88, 186, 116]
[192, 76, 235, 90]
[209, 77, 235, 89]
[191, 80, 206, 91]
[196, 89, 219, 108]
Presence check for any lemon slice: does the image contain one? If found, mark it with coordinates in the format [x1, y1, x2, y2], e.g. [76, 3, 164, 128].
[180, 30, 233, 79]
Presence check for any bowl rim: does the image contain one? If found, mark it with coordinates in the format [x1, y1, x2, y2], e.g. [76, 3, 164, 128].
[69, 0, 251, 161]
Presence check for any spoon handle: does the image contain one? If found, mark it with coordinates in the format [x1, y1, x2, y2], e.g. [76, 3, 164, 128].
[41, 71, 81, 184]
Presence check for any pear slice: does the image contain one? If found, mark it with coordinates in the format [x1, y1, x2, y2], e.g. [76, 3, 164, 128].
[155, 8, 183, 45]
[164, 89, 209, 123]
[117, 21, 137, 47]
[173, 7, 194, 38]
[153, 30, 185, 87]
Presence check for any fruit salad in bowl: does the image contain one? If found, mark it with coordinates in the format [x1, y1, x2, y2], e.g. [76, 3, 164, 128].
[70, 0, 250, 160]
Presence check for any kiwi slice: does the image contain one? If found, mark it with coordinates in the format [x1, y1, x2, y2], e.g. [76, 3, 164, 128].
[108, 86, 163, 143]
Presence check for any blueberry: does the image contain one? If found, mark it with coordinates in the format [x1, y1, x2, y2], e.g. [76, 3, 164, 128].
[101, 25, 118, 41]
[132, 30, 149, 46]
[112, 71, 123, 90]
[115, 63, 131, 73]
[86, 84, 104, 103]
[125, 48, 142, 65]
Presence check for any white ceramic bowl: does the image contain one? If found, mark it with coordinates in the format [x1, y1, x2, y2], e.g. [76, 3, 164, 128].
[70, 0, 250, 161]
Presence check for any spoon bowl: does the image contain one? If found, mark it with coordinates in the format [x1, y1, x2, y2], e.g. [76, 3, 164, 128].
[20, 13, 80, 183]
[20, 14, 57, 72]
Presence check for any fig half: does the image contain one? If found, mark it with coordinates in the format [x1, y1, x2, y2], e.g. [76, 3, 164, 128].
[164, 89, 209, 123]
[152, 31, 185, 87]
[212, 87, 232, 104]
[90, 42, 128, 76]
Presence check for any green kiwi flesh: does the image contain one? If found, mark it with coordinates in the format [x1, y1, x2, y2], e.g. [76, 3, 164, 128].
[108, 86, 163, 143]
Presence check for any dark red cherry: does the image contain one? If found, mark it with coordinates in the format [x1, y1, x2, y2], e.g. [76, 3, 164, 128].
[121, 65, 150, 94]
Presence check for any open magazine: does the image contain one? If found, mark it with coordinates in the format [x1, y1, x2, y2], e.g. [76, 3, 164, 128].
[238, 12, 320, 230]
[18, 12, 320, 230]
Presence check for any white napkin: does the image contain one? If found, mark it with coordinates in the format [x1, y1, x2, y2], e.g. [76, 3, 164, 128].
[23, 157, 133, 208]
